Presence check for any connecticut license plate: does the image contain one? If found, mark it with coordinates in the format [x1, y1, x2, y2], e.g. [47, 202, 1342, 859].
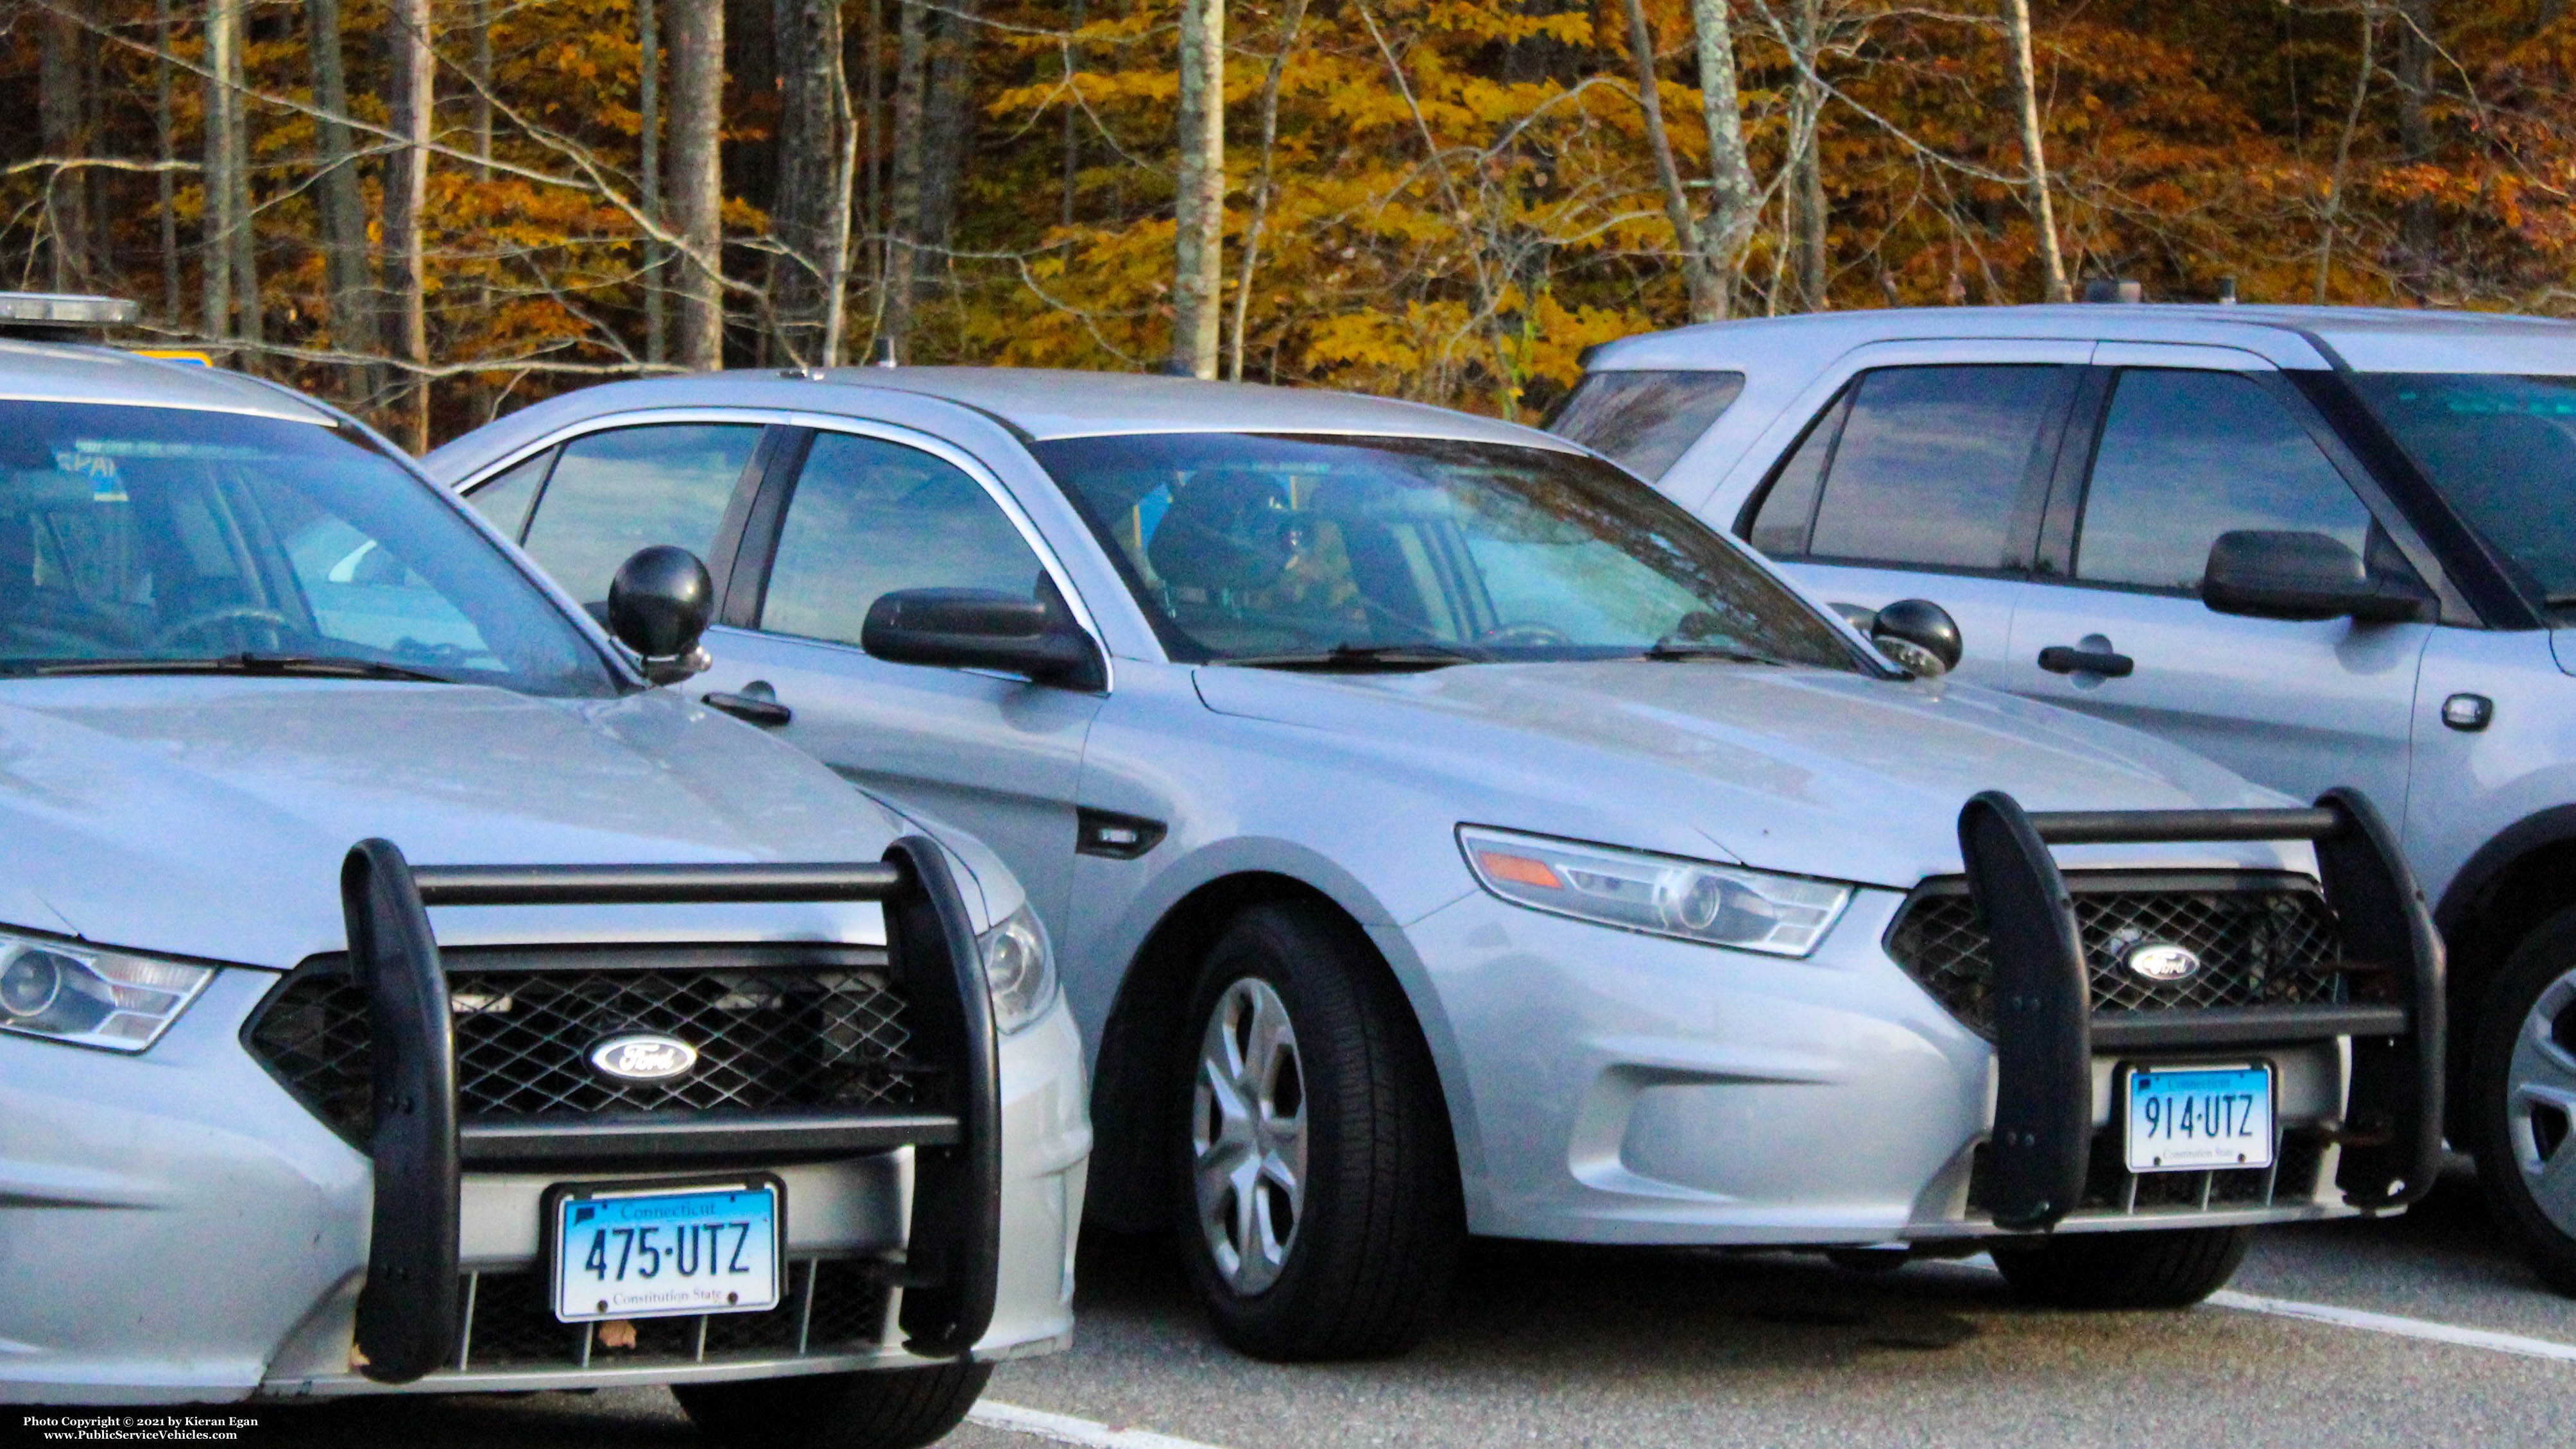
[2124, 1065, 2274, 1173]
[549, 1178, 783, 1323]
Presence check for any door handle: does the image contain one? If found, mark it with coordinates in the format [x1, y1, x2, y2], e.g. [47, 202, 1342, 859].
[2036, 646, 2134, 678]
[703, 687, 793, 726]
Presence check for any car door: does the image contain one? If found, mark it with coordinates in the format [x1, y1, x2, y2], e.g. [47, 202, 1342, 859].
[488, 417, 777, 607]
[690, 423, 1106, 936]
[2004, 350, 2438, 816]
[1739, 358, 2084, 690]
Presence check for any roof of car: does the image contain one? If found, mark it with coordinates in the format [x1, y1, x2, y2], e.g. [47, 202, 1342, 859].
[1588, 303, 2576, 375]
[0, 338, 341, 424]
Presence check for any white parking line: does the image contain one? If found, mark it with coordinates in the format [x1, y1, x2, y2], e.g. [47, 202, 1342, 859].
[970, 1399, 1236, 1449]
[2204, 1289, 2576, 1362]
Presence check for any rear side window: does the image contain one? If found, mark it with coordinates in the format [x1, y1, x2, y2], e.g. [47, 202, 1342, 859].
[518, 424, 763, 604]
[1756, 365, 2070, 571]
[1547, 370, 1744, 480]
[2075, 370, 2374, 593]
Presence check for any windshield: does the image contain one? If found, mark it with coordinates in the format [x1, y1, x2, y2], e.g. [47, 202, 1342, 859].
[0, 401, 618, 694]
[2348, 373, 2576, 612]
[1033, 432, 1861, 670]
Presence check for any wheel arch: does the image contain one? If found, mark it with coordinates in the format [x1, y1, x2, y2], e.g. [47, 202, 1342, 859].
[2434, 803, 2576, 1133]
[1081, 869, 1469, 1233]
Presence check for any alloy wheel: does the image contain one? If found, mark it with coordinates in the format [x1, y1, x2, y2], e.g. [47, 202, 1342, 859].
[1191, 976, 1308, 1295]
[2508, 965, 2576, 1237]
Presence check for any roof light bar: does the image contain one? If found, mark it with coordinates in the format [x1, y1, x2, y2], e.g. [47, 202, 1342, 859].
[0, 293, 141, 329]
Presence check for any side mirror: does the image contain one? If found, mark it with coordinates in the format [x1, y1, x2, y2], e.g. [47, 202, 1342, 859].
[2202, 530, 2432, 624]
[607, 544, 714, 685]
[1871, 597, 1963, 678]
[861, 581, 1106, 691]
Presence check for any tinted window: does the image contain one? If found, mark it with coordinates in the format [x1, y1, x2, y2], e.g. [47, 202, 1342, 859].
[1036, 432, 1859, 670]
[465, 448, 551, 540]
[1547, 370, 1746, 480]
[520, 424, 761, 603]
[1745, 387, 1850, 556]
[0, 402, 614, 694]
[1805, 366, 2068, 569]
[2348, 373, 2576, 610]
[759, 432, 1044, 647]
[2077, 370, 2373, 592]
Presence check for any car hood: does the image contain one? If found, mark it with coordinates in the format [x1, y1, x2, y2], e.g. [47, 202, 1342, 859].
[1192, 660, 2306, 889]
[0, 678, 919, 968]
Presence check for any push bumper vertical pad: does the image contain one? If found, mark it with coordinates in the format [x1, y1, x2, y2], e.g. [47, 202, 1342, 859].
[332, 841, 999, 1384]
[1955, 791, 2443, 1232]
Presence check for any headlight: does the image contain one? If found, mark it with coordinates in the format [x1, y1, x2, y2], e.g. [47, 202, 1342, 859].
[0, 932, 217, 1052]
[1458, 826, 1853, 957]
[977, 904, 1058, 1034]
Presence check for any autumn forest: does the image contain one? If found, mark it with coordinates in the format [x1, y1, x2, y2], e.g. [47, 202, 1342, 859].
[2, 0, 2570, 449]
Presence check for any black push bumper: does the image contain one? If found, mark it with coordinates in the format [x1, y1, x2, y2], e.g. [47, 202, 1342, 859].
[1959, 788, 2442, 1232]
[339, 838, 999, 1384]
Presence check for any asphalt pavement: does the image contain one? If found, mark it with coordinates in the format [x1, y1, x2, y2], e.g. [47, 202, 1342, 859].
[108, 1165, 2573, 1449]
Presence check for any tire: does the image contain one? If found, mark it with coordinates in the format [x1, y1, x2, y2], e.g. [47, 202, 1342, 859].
[2471, 905, 2576, 1295]
[673, 1362, 992, 1449]
[1172, 900, 1462, 1360]
[1991, 1226, 2251, 1308]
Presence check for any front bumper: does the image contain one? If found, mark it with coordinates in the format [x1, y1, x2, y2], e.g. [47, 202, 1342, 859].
[1402, 793, 2437, 1248]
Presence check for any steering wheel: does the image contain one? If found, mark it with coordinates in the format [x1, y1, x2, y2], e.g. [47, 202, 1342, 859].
[150, 606, 293, 652]
[1478, 621, 1575, 649]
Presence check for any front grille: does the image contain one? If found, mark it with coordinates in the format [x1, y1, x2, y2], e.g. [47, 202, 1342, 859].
[245, 947, 926, 1142]
[1967, 1126, 2328, 1219]
[452, 1257, 889, 1372]
[1885, 879, 2346, 1036]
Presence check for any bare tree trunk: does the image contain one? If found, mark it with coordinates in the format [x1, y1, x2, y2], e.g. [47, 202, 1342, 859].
[1167, 0, 1223, 377]
[916, 0, 981, 267]
[40, 0, 92, 291]
[770, 0, 848, 365]
[200, 0, 238, 340]
[859, 0, 882, 312]
[1618, 0, 1721, 322]
[1060, 0, 1083, 228]
[155, 0, 181, 320]
[879, 0, 930, 357]
[2314, 4, 2376, 304]
[2002, 0, 2068, 302]
[223, 4, 261, 357]
[1791, 0, 1828, 309]
[639, 0, 666, 363]
[1687, 0, 1757, 318]
[2395, 0, 2434, 268]
[668, 0, 726, 369]
[1228, 0, 1305, 381]
[472, 0, 495, 175]
[382, 0, 434, 446]
[307, 0, 378, 386]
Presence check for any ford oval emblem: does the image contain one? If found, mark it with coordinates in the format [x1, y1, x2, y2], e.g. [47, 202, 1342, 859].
[590, 1033, 700, 1082]
[2125, 943, 2202, 982]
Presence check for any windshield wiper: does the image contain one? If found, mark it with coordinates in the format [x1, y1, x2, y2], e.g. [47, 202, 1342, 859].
[26, 651, 456, 683]
[1218, 642, 1491, 672]
[1641, 637, 1793, 666]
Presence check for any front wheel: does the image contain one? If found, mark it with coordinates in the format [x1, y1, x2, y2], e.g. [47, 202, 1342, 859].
[673, 1362, 992, 1449]
[2472, 905, 2576, 1295]
[1173, 901, 1461, 1360]
[1991, 1226, 2251, 1308]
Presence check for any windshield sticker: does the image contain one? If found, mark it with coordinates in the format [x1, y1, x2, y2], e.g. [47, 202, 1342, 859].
[53, 450, 127, 503]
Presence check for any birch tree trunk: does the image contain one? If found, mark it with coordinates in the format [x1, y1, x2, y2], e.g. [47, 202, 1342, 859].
[200, 0, 238, 340]
[668, 0, 727, 369]
[2002, 0, 2068, 302]
[382, 0, 434, 445]
[878, 0, 930, 359]
[39, 0, 91, 291]
[307, 0, 379, 382]
[1617, 0, 1721, 323]
[1687, 0, 1757, 318]
[1229, 0, 1307, 382]
[639, 0, 666, 363]
[1790, 0, 1828, 309]
[1167, 0, 1223, 378]
[770, 0, 849, 365]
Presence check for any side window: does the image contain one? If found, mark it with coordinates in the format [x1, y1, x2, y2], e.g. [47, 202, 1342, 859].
[1545, 370, 1746, 481]
[519, 424, 763, 603]
[1744, 386, 1850, 556]
[757, 431, 1045, 648]
[1801, 365, 2070, 570]
[2075, 370, 2374, 593]
[464, 448, 553, 541]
